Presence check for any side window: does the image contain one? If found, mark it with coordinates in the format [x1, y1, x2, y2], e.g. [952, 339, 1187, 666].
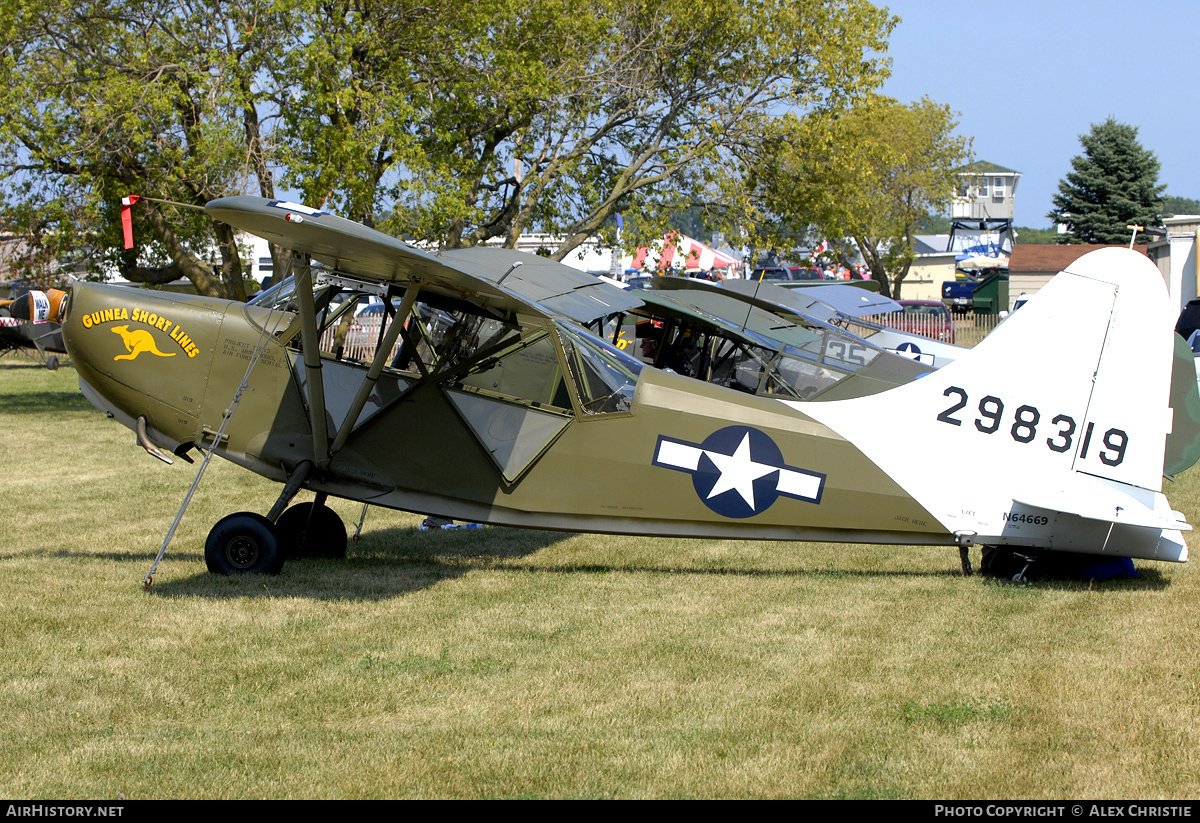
[456, 332, 572, 411]
[317, 294, 373, 359]
[391, 305, 503, 377]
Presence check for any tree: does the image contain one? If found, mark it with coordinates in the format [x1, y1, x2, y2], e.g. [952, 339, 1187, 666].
[1163, 195, 1200, 218]
[282, 0, 897, 260]
[0, 0, 305, 297]
[1048, 118, 1165, 244]
[751, 96, 972, 298]
[1012, 226, 1059, 244]
[0, 0, 896, 295]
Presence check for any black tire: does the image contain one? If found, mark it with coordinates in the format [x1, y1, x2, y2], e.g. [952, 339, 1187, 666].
[45, 355, 59, 371]
[276, 502, 347, 559]
[205, 512, 283, 575]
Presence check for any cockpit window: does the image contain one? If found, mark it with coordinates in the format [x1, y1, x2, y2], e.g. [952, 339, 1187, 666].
[258, 271, 648, 416]
[555, 322, 642, 415]
[248, 274, 339, 313]
[248, 276, 295, 310]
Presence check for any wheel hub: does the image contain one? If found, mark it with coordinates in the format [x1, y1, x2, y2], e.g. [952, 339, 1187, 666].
[226, 535, 260, 568]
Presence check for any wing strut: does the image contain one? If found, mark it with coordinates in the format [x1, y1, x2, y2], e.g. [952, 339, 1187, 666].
[327, 283, 420, 455]
[292, 252, 331, 468]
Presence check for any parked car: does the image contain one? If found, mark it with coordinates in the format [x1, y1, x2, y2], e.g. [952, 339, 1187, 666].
[1176, 297, 1200, 341]
[891, 299, 956, 344]
[942, 278, 978, 313]
[790, 266, 825, 281]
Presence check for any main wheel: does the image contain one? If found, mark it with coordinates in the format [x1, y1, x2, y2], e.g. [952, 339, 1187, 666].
[205, 512, 283, 575]
[276, 502, 348, 559]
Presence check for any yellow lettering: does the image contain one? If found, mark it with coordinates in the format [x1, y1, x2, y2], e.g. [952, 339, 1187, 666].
[118, 308, 129, 321]
[170, 324, 182, 341]
[82, 314, 93, 329]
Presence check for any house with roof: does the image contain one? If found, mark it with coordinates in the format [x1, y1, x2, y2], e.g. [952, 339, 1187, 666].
[901, 234, 956, 301]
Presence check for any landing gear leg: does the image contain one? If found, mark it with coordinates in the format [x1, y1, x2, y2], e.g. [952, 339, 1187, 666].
[265, 460, 314, 523]
[955, 532, 976, 577]
[959, 545, 973, 577]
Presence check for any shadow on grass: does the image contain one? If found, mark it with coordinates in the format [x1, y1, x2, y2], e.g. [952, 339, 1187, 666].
[977, 566, 1171, 591]
[0, 357, 72, 371]
[0, 389, 92, 414]
[122, 525, 1176, 600]
[145, 524, 570, 601]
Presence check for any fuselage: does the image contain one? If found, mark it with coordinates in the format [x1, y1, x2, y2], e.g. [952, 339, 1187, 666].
[62, 281, 951, 546]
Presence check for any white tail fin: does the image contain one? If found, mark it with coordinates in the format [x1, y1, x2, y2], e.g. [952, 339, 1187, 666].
[793, 248, 1188, 560]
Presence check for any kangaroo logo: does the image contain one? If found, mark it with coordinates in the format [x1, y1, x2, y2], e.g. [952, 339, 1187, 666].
[111, 325, 175, 361]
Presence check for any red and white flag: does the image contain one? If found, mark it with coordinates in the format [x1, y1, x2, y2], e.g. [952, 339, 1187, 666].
[121, 195, 141, 249]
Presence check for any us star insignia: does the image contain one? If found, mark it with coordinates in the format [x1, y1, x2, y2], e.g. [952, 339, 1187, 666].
[652, 425, 825, 518]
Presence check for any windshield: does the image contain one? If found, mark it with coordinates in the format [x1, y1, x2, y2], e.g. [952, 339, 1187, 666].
[556, 322, 642, 414]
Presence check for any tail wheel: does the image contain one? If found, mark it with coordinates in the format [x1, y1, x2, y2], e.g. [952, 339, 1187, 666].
[276, 502, 348, 559]
[205, 512, 283, 575]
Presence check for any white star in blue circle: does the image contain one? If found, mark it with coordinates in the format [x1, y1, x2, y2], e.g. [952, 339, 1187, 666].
[653, 426, 825, 518]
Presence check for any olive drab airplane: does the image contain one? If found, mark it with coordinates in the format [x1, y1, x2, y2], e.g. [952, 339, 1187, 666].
[600, 274, 956, 399]
[589, 276, 934, 401]
[712, 276, 966, 369]
[49, 197, 1200, 577]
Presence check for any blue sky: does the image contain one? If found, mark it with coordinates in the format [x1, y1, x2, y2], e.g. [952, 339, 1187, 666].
[878, 0, 1198, 227]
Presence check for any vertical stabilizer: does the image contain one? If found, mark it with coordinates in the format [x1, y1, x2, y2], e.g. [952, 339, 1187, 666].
[790, 248, 1188, 560]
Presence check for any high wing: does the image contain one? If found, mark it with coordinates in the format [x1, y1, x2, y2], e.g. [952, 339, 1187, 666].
[206, 197, 642, 324]
[637, 281, 827, 352]
[719, 279, 901, 323]
[626, 276, 931, 399]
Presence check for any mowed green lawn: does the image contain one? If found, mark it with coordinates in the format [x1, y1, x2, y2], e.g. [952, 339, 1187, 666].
[2, 359, 1199, 799]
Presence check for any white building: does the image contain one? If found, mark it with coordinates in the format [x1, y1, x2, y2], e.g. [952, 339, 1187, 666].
[952, 161, 1021, 222]
[1147, 215, 1200, 312]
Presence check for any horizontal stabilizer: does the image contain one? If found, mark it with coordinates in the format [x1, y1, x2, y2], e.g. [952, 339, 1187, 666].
[1013, 479, 1191, 531]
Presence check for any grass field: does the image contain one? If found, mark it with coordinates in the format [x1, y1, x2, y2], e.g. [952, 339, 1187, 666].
[2, 358, 1199, 799]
